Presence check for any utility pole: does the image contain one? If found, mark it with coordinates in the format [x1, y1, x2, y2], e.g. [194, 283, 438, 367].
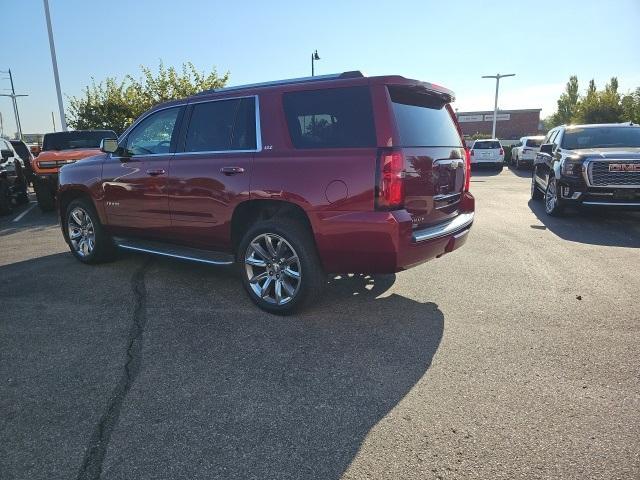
[43, 0, 67, 131]
[51, 111, 56, 131]
[311, 50, 320, 76]
[0, 69, 28, 140]
[481, 73, 515, 139]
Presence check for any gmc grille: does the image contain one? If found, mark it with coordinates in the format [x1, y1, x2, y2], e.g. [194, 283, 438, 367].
[588, 160, 640, 187]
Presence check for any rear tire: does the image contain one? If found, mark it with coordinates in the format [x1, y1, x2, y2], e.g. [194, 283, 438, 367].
[65, 198, 115, 264]
[34, 180, 55, 212]
[238, 218, 326, 315]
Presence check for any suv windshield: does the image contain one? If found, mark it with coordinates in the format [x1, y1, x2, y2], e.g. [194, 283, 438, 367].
[42, 130, 116, 151]
[473, 141, 501, 149]
[562, 126, 640, 149]
[525, 138, 543, 147]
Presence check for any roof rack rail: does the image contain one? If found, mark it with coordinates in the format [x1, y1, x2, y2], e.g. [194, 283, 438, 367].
[197, 71, 364, 95]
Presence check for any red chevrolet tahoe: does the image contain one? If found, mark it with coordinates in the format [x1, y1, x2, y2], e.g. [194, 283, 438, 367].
[58, 71, 474, 314]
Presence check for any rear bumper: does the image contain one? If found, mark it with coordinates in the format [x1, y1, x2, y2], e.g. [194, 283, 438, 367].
[314, 193, 475, 274]
[471, 158, 503, 164]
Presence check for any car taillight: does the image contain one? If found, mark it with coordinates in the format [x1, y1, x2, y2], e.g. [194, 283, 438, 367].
[499, 148, 504, 156]
[376, 148, 405, 210]
[464, 148, 471, 192]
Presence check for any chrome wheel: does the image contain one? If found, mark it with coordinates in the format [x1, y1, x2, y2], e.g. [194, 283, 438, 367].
[545, 178, 557, 213]
[67, 206, 96, 257]
[244, 233, 301, 305]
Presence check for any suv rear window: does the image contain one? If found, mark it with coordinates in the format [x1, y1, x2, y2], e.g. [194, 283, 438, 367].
[473, 140, 501, 149]
[283, 87, 376, 149]
[42, 130, 116, 151]
[525, 138, 542, 147]
[10, 141, 30, 160]
[389, 86, 462, 147]
[184, 97, 256, 152]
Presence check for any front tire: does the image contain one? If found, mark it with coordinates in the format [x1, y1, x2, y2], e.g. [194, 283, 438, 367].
[531, 170, 543, 200]
[544, 176, 564, 216]
[238, 218, 326, 315]
[34, 179, 55, 212]
[65, 198, 115, 263]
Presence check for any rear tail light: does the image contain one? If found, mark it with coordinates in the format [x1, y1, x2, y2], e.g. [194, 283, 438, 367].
[464, 148, 471, 192]
[499, 148, 504, 156]
[375, 148, 405, 210]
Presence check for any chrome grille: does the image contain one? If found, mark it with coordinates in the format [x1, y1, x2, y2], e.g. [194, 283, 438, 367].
[588, 160, 640, 187]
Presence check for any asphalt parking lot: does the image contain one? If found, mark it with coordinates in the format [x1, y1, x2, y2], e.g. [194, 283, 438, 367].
[1, 167, 639, 480]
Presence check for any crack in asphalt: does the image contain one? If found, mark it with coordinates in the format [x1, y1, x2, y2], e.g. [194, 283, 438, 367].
[76, 258, 153, 480]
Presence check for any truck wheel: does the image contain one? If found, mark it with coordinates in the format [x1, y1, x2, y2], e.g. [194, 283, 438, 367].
[544, 176, 564, 216]
[530, 170, 543, 200]
[238, 218, 326, 315]
[0, 179, 12, 215]
[34, 180, 55, 212]
[65, 198, 115, 264]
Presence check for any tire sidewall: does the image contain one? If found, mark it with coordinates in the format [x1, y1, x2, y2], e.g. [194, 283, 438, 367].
[65, 198, 112, 263]
[544, 176, 563, 216]
[237, 219, 324, 315]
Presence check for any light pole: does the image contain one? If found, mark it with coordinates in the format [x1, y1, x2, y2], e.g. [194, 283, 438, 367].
[43, 0, 67, 131]
[0, 69, 28, 140]
[481, 73, 515, 139]
[311, 50, 320, 76]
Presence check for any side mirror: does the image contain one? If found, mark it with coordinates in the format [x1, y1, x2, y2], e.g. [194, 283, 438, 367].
[100, 138, 119, 154]
[1, 149, 12, 160]
[539, 143, 554, 155]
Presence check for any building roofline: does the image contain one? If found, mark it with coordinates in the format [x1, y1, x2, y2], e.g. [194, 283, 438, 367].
[456, 108, 542, 114]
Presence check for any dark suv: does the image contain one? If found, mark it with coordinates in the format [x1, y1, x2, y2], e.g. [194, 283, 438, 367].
[531, 123, 640, 215]
[57, 71, 474, 313]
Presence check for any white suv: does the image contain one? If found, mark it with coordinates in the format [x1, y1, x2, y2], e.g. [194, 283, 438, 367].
[511, 136, 544, 169]
[469, 139, 504, 170]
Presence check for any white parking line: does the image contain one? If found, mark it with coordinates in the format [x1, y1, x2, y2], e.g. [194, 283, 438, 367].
[12, 202, 37, 223]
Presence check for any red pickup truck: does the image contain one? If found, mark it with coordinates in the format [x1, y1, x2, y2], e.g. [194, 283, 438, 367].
[58, 71, 474, 313]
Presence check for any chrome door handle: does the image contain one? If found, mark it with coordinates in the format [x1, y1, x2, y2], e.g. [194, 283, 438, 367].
[220, 166, 245, 175]
[146, 169, 166, 176]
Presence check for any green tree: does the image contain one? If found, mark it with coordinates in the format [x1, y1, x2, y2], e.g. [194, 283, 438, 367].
[549, 75, 579, 126]
[573, 77, 624, 124]
[67, 62, 229, 134]
[621, 87, 640, 123]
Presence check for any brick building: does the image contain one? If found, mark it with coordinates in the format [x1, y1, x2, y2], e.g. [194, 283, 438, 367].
[456, 109, 543, 140]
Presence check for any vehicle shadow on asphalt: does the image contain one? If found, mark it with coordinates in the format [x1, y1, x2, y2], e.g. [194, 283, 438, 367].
[96, 259, 445, 479]
[528, 199, 640, 248]
[1, 250, 445, 480]
[470, 165, 504, 177]
[506, 164, 534, 178]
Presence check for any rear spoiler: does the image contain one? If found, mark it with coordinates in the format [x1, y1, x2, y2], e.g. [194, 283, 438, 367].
[401, 82, 455, 103]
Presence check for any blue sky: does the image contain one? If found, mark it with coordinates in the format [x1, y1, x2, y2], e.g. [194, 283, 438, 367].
[2, 0, 639, 135]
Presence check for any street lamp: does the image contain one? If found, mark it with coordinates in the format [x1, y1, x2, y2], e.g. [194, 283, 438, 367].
[43, 0, 67, 131]
[481, 73, 515, 139]
[311, 50, 320, 76]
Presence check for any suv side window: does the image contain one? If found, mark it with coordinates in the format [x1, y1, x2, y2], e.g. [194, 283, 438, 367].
[126, 107, 181, 156]
[184, 97, 256, 153]
[283, 87, 376, 149]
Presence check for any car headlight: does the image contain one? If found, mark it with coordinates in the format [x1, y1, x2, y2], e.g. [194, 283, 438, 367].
[561, 157, 583, 176]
